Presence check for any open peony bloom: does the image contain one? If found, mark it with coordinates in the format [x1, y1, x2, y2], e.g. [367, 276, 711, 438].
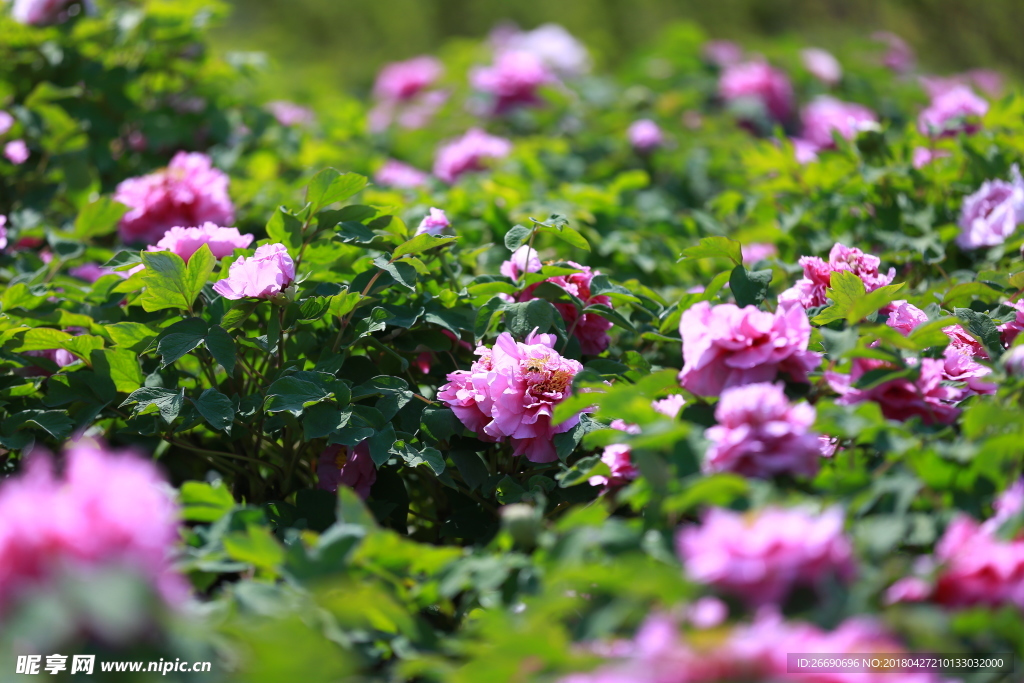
[718, 61, 794, 123]
[212, 243, 296, 300]
[652, 394, 686, 419]
[266, 100, 315, 127]
[799, 96, 877, 149]
[149, 223, 254, 262]
[414, 207, 450, 236]
[491, 23, 590, 77]
[827, 356, 962, 425]
[704, 382, 822, 479]
[500, 245, 543, 282]
[801, 47, 842, 85]
[114, 151, 235, 245]
[956, 166, 1024, 249]
[4, 140, 29, 165]
[779, 242, 895, 310]
[918, 84, 988, 137]
[316, 442, 377, 499]
[375, 159, 430, 189]
[471, 50, 555, 114]
[627, 119, 664, 153]
[433, 128, 513, 184]
[438, 332, 584, 463]
[589, 444, 639, 492]
[677, 506, 855, 606]
[0, 440, 184, 613]
[678, 301, 821, 397]
[516, 261, 614, 355]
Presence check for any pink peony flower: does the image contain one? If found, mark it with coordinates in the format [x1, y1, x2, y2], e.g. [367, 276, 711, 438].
[827, 357, 962, 425]
[801, 47, 842, 86]
[212, 243, 296, 300]
[0, 440, 184, 613]
[918, 85, 988, 137]
[470, 50, 554, 114]
[703, 382, 821, 479]
[69, 263, 125, 283]
[0, 215, 6, 251]
[114, 151, 235, 245]
[627, 119, 664, 153]
[316, 442, 377, 499]
[4, 140, 29, 165]
[799, 96, 877, 149]
[588, 444, 639, 491]
[414, 207, 450, 236]
[652, 394, 686, 419]
[886, 300, 929, 335]
[10, 0, 86, 25]
[372, 56, 443, 103]
[792, 137, 820, 164]
[999, 300, 1024, 346]
[266, 100, 315, 127]
[677, 506, 855, 606]
[779, 242, 895, 310]
[912, 146, 950, 169]
[740, 242, 776, 264]
[500, 245, 543, 281]
[516, 261, 614, 355]
[374, 159, 430, 189]
[492, 23, 590, 77]
[718, 61, 794, 123]
[873, 31, 915, 74]
[0, 111, 13, 136]
[678, 301, 821, 397]
[437, 332, 584, 463]
[433, 128, 513, 184]
[702, 40, 743, 68]
[149, 223, 254, 262]
[955, 166, 1024, 249]
[1003, 345, 1024, 376]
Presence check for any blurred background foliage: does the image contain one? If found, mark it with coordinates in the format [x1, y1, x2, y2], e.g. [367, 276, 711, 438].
[216, 0, 1024, 101]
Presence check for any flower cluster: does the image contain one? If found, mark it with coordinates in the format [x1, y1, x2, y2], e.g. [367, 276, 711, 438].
[779, 242, 895, 310]
[212, 243, 296, 300]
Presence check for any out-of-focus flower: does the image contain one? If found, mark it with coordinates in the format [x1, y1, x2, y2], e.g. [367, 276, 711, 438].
[11, 0, 89, 25]
[967, 69, 1004, 97]
[792, 137, 820, 164]
[678, 301, 821, 397]
[918, 85, 988, 137]
[588, 444, 639, 491]
[718, 61, 794, 123]
[317, 442, 376, 499]
[873, 31, 915, 74]
[0, 439, 184, 613]
[912, 146, 950, 169]
[0, 215, 6, 251]
[801, 48, 842, 85]
[652, 394, 686, 419]
[69, 263, 126, 283]
[741, 243, 777, 264]
[266, 100, 315, 127]
[704, 382, 821, 479]
[627, 119, 664, 154]
[414, 208, 450, 236]
[0, 111, 13, 135]
[516, 262, 613, 355]
[149, 223, 254, 262]
[437, 332, 584, 463]
[677, 506, 855, 606]
[372, 55, 442, 102]
[4, 140, 29, 165]
[956, 166, 1024, 249]
[500, 245, 543, 281]
[490, 23, 590, 77]
[779, 242, 895, 310]
[686, 597, 728, 629]
[1003, 345, 1024, 376]
[212, 243, 296, 300]
[827, 357, 962, 425]
[375, 159, 430, 189]
[471, 50, 554, 114]
[799, 96, 877, 149]
[114, 152, 235, 245]
[433, 128, 512, 184]
[702, 40, 743, 68]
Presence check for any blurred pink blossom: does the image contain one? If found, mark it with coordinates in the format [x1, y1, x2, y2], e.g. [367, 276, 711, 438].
[266, 100, 315, 127]
[471, 50, 555, 114]
[918, 85, 988, 137]
[317, 442, 376, 499]
[588, 444, 638, 491]
[414, 207, 450, 236]
[433, 128, 512, 184]
[912, 146, 950, 169]
[873, 32, 915, 74]
[0, 111, 13, 135]
[718, 61, 794, 122]
[500, 245, 543, 281]
[375, 159, 430, 189]
[652, 394, 686, 419]
[799, 96, 877, 149]
[4, 140, 29, 165]
[702, 40, 743, 68]
[801, 48, 842, 85]
[741, 243, 776, 264]
[492, 23, 590, 77]
[827, 357, 962, 425]
[627, 119, 664, 153]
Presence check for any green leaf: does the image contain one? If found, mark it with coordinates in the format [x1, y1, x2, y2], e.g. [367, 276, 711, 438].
[729, 266, 772, 307]
[302, 403, 350, 440]
[106, 322, 156, 353]
[450, 451, 489, 491]
[138, 244, 215, 313]
[371, 256, 417, 290]
[680, 236, 742, 265]
[220, 301, 260, 329]
[205, 325, 236, 374]
[101, 250, 142, 270]
[845, 283, 905, 323]
[504, 298, 556, 338]
[811, 270, 866, 325]
[421, 406, 463, 442]
[504, 225, 533, 251]
[73, 197, 128, 238]
[120, 387, 184, 423]
[391, 233, 457, 259]
[158, 331, 206, 367]
[550, 225, 590, 251]
[298, 296, 331, 321]
[195, 388, 234, 432]
[366, 424, 397, 467]
[224, 524, 284, 571]
[92, 348, 144, 393]
[306, 169, 367, 211]
[264, 376, 333, 416]
[266, 206, 303, 252]
[2, 409, 73, 439]
[954, 307, 1004, 359]
[179, 481, 235, 522]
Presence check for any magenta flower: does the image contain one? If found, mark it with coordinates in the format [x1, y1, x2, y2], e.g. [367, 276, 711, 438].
[374, 159, 430, 189]
[471, 50, 554, 115]
[779, 242, 895, 310]
[0, 215, 7, 251]
[677, 506, 855, 606]
[702, 40, 743, 68]
[491, 24, 590, 77]
[740, 242, 776, 264]
[912, 146, 950, 169]
[627, 119, 663, 154]
[956, 166, 1024, 249]
[212, 243, 296, 300]
[799, 96, 877, 149]
[69, 263, 124, 283]
[801, 47, 842, 85]
[516, 261, 614, 355]
[372, 56, 442, 102]
[827, 357, 962, 425]
[0, 111, 13, 135]
[414, 207, 450, 236]
[885, 300, 929, 335]
[266, 100, 315, 127]
[316, 442, 377, 499]
[114, 151, 235, 245]
[652, 394, 686, 419]
[149, 223, 254, 262]
[0, 439, 184, 613]
[704, 382, 821, 479]
[10, 0, 86, 25]
[500, 245, 543, 282]
[588, 444, 639, 492]
[4, 140, 29, 165]
[718, 61, 794, 123]
[918, 84, 988, 137]
[678, 301, 821, 397]
[1004, 345, 1024, 376]
[437, 332, 584, 463]
[433, 128, 513, 184]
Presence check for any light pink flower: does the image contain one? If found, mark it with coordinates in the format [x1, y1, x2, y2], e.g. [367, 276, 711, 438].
[374, 159, 430, 189]
[686, 597, 727, 629]
[826, 357, 962, 425]
[792, 137, 820, 164]
[266, 101, 315, 127]
[918, 85, 988, 137]
[0, 215, 6, 251]
[471, 50, 554, 114]
[4, 140, 29, 165]
[912, 146, 950, 169]
[500, 245, 543, 281]
[967, 69, 1004, 97]
[414, 208, 450, 236]
[799, 96, 877, 149]
[588, 444, 638, 491]
[1003, 345, 1024, 375]
[212, 243, 296, 300]
[433, 128, 512, 184]
[741, 243, 776, 264]
[652, 394, 686, 419]
[627, 119, 663, 153]
[819, 435, 839, 457]
[677, 506, 855, 606]
[69, 263, 123, 282]
[317, 442, 376, 499]
[517, 262, 613, 355]
[0, 111, 13, 136]
[886, 300, 929, 335]
[114, 151, 235, 245]
[999, 300, 1024, 346]
[0, 440, 184, 613]
[956, 166, 1024, 249]
[437, 332, 584, 463]
[492, 23, 590, 77]
[678, 301, 821, 397]
[801, 47, 842, 85]
[779, 242, 895, 310]
[149, 223, 254, 262]
[704, 382, 821, 479]
[372, 56, 442, 102]
[702, 40, 743, 68]
[873, 31, 915, 74]
[11, 0, 85, 25]
[718, 61, 794, 123]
